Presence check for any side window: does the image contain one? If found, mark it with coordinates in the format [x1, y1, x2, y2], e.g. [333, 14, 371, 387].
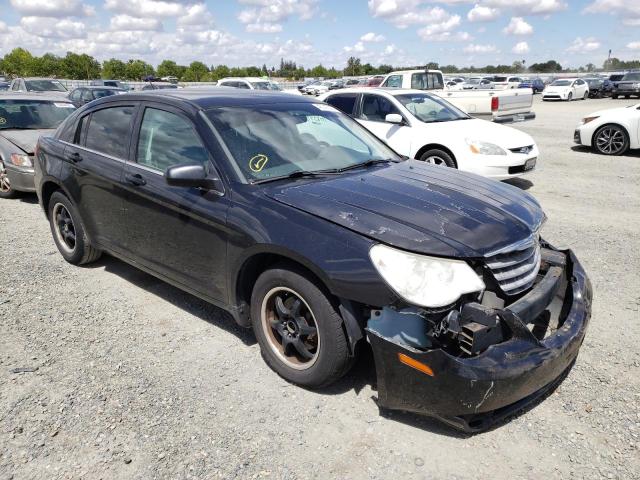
[81, 90, 94, 102]
[12, 81, 20, 91]
[325, 94, 357, 115]
[85, 106, 135, 158]
[382, 75, 402, 88]
[73, 115, 87, 144]
[136, 108, 208, 172]
[69, 90, 81, 101]
[237, 82, 250, 89]
[360, 94, 401, 122]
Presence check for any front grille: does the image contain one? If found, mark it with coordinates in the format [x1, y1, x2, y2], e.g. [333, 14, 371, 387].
[508, 145, 534, 155]
[485, 239, 541, 295]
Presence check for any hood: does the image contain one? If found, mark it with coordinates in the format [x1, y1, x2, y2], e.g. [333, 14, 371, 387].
[586, 105, 640, 118]
[544, 85, 570, 93]
[422, 118, 535, 149]
[265, 161, 545, 258]
[0, 129, 55, 154]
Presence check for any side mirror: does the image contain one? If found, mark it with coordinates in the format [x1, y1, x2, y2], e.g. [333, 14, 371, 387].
[165, 163, 224, 194]
[385, 113, 404, 125]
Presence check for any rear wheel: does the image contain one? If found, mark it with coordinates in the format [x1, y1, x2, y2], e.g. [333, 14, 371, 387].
[593, 125, 629, 156]
[0, 160, 17, 199]
[418, 149, 456, 168]
[48, 191, 102, 265]
[583, 91, 588, 100]
[612, 94, 618, 99]
[251, 266, 353, 388]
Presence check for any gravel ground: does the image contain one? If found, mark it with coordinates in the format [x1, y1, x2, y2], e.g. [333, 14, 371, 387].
[1, 96, 639, 480]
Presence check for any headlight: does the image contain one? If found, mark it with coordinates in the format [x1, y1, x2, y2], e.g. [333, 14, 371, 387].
[369, 244, 485, 308]
[466, 138, 507, 156]
[633, 82, 640, 88]
[9, 153, 32, 167]
[581, 116, 599, 125]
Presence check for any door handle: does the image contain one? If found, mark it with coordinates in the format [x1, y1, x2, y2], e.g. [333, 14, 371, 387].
[125, 173, 146, 186]
[67, 152, 82, 163]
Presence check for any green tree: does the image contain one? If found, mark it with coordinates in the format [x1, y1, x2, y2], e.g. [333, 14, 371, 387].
[102, 58, 127, 79]
[529, 60, 562, 73]
[157, 60, 181, 79]
[62, 52, 101, 79]
[2, 47, 35, 76]
[124, 59, 154, 80]
[309, 64, 329, 78]
[32, 53, 63, 77]
[210, 64, 230, 81]
[182, 61, 209, 81]
[246, 65, 262, 77]
[345, 57, 362, 76]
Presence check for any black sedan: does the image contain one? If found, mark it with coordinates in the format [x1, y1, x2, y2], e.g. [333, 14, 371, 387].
[68, 86, 127, 108]
[33, 89, 592, 431]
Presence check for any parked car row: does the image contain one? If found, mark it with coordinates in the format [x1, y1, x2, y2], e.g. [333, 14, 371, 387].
[1, 87, 587, 432]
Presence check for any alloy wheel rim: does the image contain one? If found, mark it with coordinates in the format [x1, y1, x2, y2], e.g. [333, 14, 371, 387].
[0, 162, 10, 193]
[52, 203, 77, 254]
[596, 128, 625, 154]
[425, 155, 446, 166]
[261, 287, 320, 370]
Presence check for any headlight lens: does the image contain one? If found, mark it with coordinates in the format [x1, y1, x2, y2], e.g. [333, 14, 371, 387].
[9, 153, 32, 167]
[632, 82, 640, 88]
[581, 116, 599, 125]
[466, 138, 507, 156]
[369, 244, 485, 308]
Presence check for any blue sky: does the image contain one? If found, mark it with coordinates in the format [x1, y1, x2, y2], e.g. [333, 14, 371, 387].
[0, 0, 638, 69]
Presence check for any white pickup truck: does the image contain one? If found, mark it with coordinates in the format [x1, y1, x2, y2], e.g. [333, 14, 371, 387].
[380, 70, 535, 123]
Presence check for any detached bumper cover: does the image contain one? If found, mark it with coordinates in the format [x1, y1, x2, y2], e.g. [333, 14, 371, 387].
[366, 249, 592, 432]
[5, 164, 35, 192]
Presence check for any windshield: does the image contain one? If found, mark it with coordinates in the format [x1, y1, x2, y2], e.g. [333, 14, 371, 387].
[268, 83, 283, 91]
[622, 73, 640, 81]
[205, 102, 399, 183]
[25, 80, 67, 92]
[250, 81, 271, 90]
[410, 72, 444, 90]
[93, 89, 125, 98]
[395, 93, 469, 123]
[551, 80, 572, 86]
[0, 100, 76, 130]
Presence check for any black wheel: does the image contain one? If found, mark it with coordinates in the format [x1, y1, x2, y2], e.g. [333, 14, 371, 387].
[567, 92, 573, 101]
[612, 94, 618, 99]
[251, 265, 353, 388]
[583, 91, 588, 100]
[418, 148, 456, 168]
[593, 125, 629, 156]
[48, 191, 101, 265]
[0, 160, 18, 199]
[624, 95, 630, 99]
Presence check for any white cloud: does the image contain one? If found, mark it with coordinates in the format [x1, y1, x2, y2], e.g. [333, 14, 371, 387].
[368, 0, 452, 28]
[10, 0, 93, 18]
[343, 41, 366, 53]
[0, 21, 7, 33]
[463, 43, 497, 54]
[584, 0, 640, 26]
[237, 0, 318, 33]
[417, 15, 464, 41]
[177, 4, 215, 27]
[110, 15, 162, 31]
[485, 0, 566, 15]
[105, 0, 185, 18]
[20, 16, 86, 39]
[467, 4, 500, 22]
[512, 41, 530, 53]
[383, 44, 396, 55]
[503, 17, 533, 35]
[361, 32, 385, 42]
[566, 37, 601, 53]
[627, 41, 640, 50]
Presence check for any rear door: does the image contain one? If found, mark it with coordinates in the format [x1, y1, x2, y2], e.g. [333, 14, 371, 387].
[356, 93, 413, 156]
[121, 102, 229, 301]
[62, 102, 137, 252]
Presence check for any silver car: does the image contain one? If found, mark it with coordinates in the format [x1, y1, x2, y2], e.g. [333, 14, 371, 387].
[0, 94, 76, 198]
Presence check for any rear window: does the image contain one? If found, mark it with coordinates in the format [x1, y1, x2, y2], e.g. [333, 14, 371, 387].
[325, 94, 357, 115]
[609, 74, 624, 81]
[410, 72, 444, 90]
[0, 100, 76, 130]
[25, 80, 67, 92]
[85, 106, 135, 159]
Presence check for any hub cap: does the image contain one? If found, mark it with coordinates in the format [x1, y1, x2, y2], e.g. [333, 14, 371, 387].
[261, 287, 320, 370]
[596, 128, 625, 155]
[424, 155, 446, 166]
[52, 203, 77, 254]
[0, 162, 10, 193]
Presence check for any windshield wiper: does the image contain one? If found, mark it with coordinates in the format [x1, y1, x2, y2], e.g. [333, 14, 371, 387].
[250, 169, 339, 185]
[336, 158, 392, 173]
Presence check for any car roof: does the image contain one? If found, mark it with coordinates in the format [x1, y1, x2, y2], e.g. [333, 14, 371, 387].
[89, 87, 320, 110]
[14, 77, 64, 81]
[218, 77, 268, 82]
[326, 87, 433, 96]
[72, 86, 125, 90]
[0, 93, 73, 102]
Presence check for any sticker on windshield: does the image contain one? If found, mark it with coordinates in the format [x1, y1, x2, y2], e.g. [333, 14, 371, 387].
[249, 154, 269, 173]
[314, 104, 339, 113]
[0, 117, 5, 125]
[54, 103, 75, 108]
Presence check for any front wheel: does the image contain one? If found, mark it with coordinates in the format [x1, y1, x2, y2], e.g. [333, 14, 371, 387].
[567, 92, 573, 101]
[593, 125, 629, 156]
[583, 91, 588, 100]
[48, 191, 102, 265]
[612, 94, 618, 99]
[0, 160, 18, 199]
[251, 266, 353, 388]
[418, 149, 456, 168]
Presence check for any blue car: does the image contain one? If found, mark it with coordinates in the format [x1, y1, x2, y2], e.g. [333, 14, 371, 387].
[518, 78, 545, 93]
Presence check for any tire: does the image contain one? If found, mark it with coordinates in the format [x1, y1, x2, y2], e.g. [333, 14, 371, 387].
[48, 191, 101, 265]
[0, 160, 18, 199]
[592, 124, 629, 156]
[418, 148, 456, 168]
[567, 92, 573, 101]
[612, 94, 618, 99]
[583, 91, 588, 100]
[251, 265, 353, 388]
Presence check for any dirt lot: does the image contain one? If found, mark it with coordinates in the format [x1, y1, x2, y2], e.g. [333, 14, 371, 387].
[1, 96, 639, 480]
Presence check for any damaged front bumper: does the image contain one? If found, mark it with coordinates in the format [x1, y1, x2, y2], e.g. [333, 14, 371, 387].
[366, 248, 592, 432]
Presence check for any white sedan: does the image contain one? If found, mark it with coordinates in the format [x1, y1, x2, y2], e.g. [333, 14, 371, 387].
[574, 103, 640, 155]
[320, 88, 539, 180]
[542, 78, 589, 101]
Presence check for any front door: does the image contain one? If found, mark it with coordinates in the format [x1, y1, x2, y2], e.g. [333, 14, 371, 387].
[121, 103, 229, 302]
[357, 93, 413, 156]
